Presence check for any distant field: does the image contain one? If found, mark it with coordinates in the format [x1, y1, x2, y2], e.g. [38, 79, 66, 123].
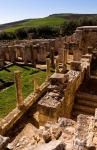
[0, 65, 46, 118]
[5, 17, 65, 32]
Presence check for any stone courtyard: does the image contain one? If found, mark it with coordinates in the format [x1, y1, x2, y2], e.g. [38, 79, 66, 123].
[0, 26, 97, 149]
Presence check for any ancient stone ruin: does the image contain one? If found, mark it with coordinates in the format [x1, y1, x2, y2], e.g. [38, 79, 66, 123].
[0, 26, 97, 150]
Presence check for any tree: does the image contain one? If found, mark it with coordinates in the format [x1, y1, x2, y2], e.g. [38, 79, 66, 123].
[61, 20, 79, 36]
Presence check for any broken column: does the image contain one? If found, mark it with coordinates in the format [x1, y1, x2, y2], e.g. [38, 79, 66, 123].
[33, 78, 40, 92]
[46, 58, 51, 80]
[14, 71, 24, 109]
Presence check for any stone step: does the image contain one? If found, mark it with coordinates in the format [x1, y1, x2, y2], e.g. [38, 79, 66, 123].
[75, 98, 97, 108]
[73, 104, 95, 115]
[76, 92, 97, 102]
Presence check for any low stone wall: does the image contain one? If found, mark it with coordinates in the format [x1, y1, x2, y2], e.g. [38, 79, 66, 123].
[0, 81, 49, 136]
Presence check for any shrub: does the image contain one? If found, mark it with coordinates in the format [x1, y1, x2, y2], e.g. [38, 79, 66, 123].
[15, 28, 28, 39]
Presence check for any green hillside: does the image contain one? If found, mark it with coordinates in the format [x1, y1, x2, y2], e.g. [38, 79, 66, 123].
[4, 16, 65, 32]
[1, 13, 97, 32]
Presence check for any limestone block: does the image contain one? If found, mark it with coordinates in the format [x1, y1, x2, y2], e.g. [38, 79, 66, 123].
[50, 73, 65, 85]
[71, 61, 81, 71]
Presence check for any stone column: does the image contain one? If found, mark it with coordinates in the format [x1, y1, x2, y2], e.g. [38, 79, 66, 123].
[55, 56, 59, 73]
[73, 49, 78, 61]
[23, 46, 28, 64]
[33, 78, 39, 92]
[33, 45, 38, 66]
[62, 49, 67, 73]
[50, 47, 54, 68]
[63, 49, 67, 64]
[8, 46, 16, 63]
[0, 59, 4, 67]
[46, 58, 51, 80]
[14, 71, 24, 109]
[30, 45, 36, 67]
[73, 43, 81, 61]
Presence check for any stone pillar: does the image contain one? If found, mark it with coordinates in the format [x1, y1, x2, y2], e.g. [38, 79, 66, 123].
[55, 56, 59, 73]
[62, 49, 67, 73]
[33, 78, 39, 92]
[46, 58, 51, 80]
[50, 47, 54, 68]
[8, 46, 16, 63]
[33, 45, 38, 65]
[14, 71, 24, 109]
[0, 59, 4, 67]
[23, 46, 28, 64]
[73, 43, 81, 61]
[63, 49, 67, 64]
[73, 50, 81, 61]
[30, 45, 36, 67]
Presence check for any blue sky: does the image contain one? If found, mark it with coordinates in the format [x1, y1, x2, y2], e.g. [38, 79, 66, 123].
[0, 0, 97, 24]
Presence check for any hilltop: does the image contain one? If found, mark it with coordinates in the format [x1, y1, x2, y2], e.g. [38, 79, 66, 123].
[1, 13, 97, 32]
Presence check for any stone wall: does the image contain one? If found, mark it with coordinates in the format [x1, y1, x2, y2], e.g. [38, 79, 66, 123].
[75, 26, 97, 53]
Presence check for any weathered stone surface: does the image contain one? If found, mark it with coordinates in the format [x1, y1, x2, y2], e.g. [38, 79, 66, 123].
[7, 123, 45, 150]
[71, 61, 81, 71]
[58, 118, 76, 127]
[34, 140, 65, 150]
[73, 114, 95, 150]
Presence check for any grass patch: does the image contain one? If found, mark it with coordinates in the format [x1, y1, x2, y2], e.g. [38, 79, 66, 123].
[0, 65, 46, 118]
